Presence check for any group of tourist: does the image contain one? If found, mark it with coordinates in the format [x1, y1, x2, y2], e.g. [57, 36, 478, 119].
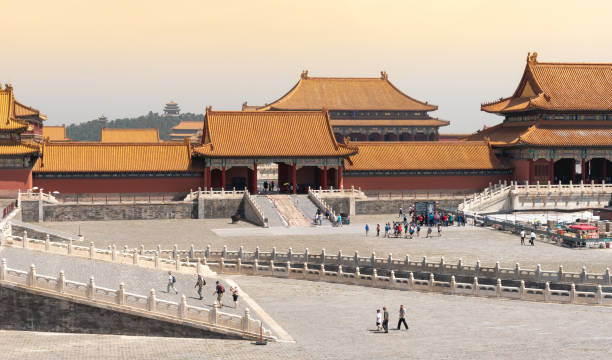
[519, 229, 537, 246]
[364, 208, 467, 239]
[166, 271, 240, 309]
[376, 305, 408, 333]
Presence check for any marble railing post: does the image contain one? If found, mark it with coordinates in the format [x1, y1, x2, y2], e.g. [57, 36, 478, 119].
[57, 270, 65, 293]
[519, 280, 525, 299]
[133, 252, 139, 265]
[269, 260, 275, 273]
[496, 278, 502, 297]
[457, 258, 462, 272]
[472, 277, 479, 296]
[319, 264, 325, 280]
[178, 295, 187, 319]
[605, 268, 611, 285]
[570, 283, 576, 304]
[89, 242, 95, 259]
[45, 234, 50, 251]
[558, 265, 564, 282]
[354, 251, 359, 267]
[175, 253, 181, 271]
[219, 258, 225, 274]
[111, 244, 116, 261]
[304, 248, 309, 263]
[27, 264, 36, 287]
[475, 260, 481, 277]
[404, 254, 410, 267]
[189, 244, 194, 259]
[67, 239, 73, 255]
[242, 308, 251, 332]
[154, 252, 160, 268]
[22, 231, 27, 248]
[450, 275, 456, 294]
[320, 248, 325, 263]
[372, 268, 378, 284]
[205, 245, 211, 259]
[172, 244, 178, 260]
[337, 265, 343, 279]
[514, 263, 520, 280]
[196, 258, 202, 274]
[253, 259, 259, 275]
[439, 257, 445, 274]
[239, 246, 244, 260]
[544, 282, 551, 301]
[271, 247, 276, 261]
[580, 266, 587, 283]
[287, 247, 293, 262]
[408, 272, 414, 289]
[597, 285, 603, 304]
[254, 246, 260, 260]
[371, 252, 376, 267]
[390, 270, 396, 286]
[354, 267, 360, 281]
[148, 289, 157, 311]
[222, 245, 227, 259]
[88, 276, 96, 300]
[140, 245, 145, 256]
[421, 256, 427, 270]
[209, 304, 217, 324]
[337, 250, 342, 265]
[428, 273, 435, 291]
[0, 258, 5, 281]
[494, 262, 500, 278]
[117, 283, 126, 305]
[536, 264, 541, 281]
[237, 258, 242, 273]
[156, 244, 161, 256]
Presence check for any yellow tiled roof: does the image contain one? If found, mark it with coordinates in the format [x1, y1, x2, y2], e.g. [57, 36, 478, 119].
[14, 101, 41, 118]
[171, 121, 203, 131]
[483, 53, 612, 113]
[0, 141, 40, 155]
[518, 121, 612, 146]
[33, 142, 195, 173]
[193, 109, 357, 157]
[330, 119, 449, 127]
[463, 122, 532, 145]
[258, 71, 437, 111]
[0, 86, 28, 132]
[43, 126, 70, 141]
[346, 141, 506, 171]
[100, 128, 159, 143]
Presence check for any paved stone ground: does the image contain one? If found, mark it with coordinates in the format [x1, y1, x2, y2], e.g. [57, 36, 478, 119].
[2, 273, 612, 359]
[40, 218, 612, 273]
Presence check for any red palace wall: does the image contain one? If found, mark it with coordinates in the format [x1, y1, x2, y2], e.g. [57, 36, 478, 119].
[33, 176, 204, 194]
[510, 159, 530, 182]
[0, 168, 33, 191]
[344, 174, 511, 192]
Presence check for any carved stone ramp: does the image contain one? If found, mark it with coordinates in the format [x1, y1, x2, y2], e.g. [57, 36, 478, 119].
[0, 247, 277, 341]
[267, 195, 311, 227]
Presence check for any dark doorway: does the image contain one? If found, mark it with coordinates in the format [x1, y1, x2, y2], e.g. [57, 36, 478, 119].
[554, 158, 575, 184]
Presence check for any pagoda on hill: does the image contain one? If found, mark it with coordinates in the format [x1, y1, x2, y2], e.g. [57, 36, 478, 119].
[468, 52, 612, 184]
[164, 101, 180, 116]
[252, 71, 448, 142]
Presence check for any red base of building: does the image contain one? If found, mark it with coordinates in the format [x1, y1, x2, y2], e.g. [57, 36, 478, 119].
[34, 177, 204, 194]
[0, 169, 33, 191]
[344, 174, 510, 192]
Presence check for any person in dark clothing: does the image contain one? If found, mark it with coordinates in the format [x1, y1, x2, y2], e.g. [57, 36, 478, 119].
[382, 306, 389, 333]
[397, 305, 408, 330]
[194, 274, 205, 300]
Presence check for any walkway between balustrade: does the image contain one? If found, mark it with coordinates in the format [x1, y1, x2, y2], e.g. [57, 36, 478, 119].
[0, 246, 289, 340]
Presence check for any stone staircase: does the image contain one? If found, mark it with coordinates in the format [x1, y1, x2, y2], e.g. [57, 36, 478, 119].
[252, 196, 287, 227]
[290, 195, 333, 226]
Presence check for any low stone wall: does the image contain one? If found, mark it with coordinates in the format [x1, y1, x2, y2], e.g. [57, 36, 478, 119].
[198, 198, 243, 219]
[41, 203, 196, 222]
[21, 201, 39, 222]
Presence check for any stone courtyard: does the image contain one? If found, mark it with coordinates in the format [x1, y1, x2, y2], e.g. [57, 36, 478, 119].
[2, 216, 612, 359]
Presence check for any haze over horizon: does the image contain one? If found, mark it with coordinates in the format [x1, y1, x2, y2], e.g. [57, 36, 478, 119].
[3, 0, 612, 132]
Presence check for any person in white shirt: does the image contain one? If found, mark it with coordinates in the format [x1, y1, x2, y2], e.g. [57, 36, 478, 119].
[530, 231, 536, 246]
[376, 309, 382, 331]
[520, 230, 526, 245]
[167, 271, 178, 294]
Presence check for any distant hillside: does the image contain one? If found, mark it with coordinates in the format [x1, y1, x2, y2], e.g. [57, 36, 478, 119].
[65, 112, 203, 141]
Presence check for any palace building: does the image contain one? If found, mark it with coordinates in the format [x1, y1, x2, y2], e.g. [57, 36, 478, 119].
[251, 71, 448, 142]
[100, 128, 160, 143]
[467, 52, 612, 184]
[42, 125, 71, 142]
[193, 108, 357, 194]
[163, 101, 180, 116]
[169, 121, 203, 142]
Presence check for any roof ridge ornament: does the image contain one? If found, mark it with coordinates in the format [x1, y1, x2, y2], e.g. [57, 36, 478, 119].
[527, 52, 538, 64]
[380, 71, 388, 80]
[301, 70, 309, 79]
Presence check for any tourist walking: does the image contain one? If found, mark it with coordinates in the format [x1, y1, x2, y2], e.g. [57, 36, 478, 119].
[399, 207, 403, 219]
[437, 223, 442, 237]
[416, 223, 421, 237]
[426, 226, 432, 238]
[376, 224, 380, 237]
[530, 231, 536, 246]
[167, 271, 178, 294]
[194, 274, 206, 300]
[520, 229, 526, 245]
[365, 224, 369, 236]
[376, 309, 382, 331]
[397, 305, 408, 330]
[382, 306, 389, 333]
[213, 280, 225, 307]
[230, 285, 239, 309]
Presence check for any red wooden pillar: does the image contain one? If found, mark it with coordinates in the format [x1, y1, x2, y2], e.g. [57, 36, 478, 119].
[337, 166, 344, 188]
[603, 159, 608, 183]
[581, 158, 586, 183]
[291, 163, 297, 194]
[528, 159, 534, 184]
[251, 163, 258, 194]
[221, 166, 226, 190]
[549, 159, 554, 183]
[204, 166, 211, 191]
[321, 166, 328, 189]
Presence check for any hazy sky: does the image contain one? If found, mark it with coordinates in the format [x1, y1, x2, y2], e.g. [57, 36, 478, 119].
[3, 0, 612, 132]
